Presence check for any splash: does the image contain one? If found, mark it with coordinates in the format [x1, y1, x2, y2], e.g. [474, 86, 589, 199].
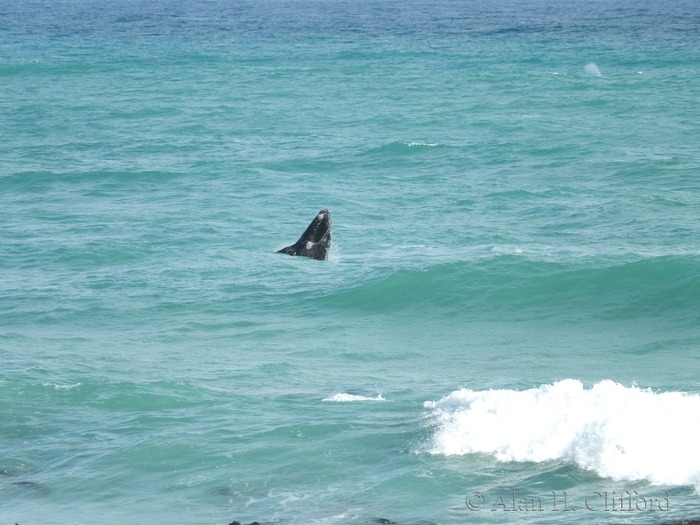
[422, 380, 700, 489]
[585, 63, 602, 76]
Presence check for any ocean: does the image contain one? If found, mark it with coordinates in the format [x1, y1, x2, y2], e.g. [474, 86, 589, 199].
[1, 0, 699, 524]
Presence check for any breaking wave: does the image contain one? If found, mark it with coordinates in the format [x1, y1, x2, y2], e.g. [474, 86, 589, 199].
[422, 379, 700, 489]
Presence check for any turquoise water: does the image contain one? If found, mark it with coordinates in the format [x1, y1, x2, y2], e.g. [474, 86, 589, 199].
[2, 0, 700, 523]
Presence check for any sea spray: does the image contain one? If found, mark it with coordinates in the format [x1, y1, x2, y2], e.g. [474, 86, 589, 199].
[585, 63, 602, 76]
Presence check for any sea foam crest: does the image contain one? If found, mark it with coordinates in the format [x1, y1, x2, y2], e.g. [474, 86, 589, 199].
[423, 379, 700, 489]
[323, 393, 386, 402]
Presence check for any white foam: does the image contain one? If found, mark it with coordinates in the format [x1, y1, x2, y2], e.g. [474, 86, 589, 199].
[405, 142, 440, 147]
[422, 380, 700, 489]
[43, 382, 82, 390]
[323, 392, 386, 402]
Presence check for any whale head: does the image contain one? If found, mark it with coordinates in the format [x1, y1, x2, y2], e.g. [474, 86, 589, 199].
[277, 209, 332, 261]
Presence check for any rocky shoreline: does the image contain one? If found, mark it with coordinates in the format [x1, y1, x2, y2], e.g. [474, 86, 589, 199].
[12, 517, 700, 525]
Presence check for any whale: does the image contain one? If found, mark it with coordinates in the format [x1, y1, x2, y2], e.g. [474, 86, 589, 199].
[277, 209, 332, 261]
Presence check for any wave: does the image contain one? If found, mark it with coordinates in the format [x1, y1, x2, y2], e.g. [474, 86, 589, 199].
[318, 254, 700, 323]
[354, 140, 452, 171]
[359, 141, 447, 158]
[0, 170, 187, 194]
[322, 393, 386, 402]
[422, 379, 700, 489]
[42, 382, 83, 390]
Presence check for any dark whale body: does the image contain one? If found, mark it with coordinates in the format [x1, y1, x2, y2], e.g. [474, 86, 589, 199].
[277, 209, 332, 261]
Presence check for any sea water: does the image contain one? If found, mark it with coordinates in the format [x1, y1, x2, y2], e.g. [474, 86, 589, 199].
[1, 0, 699, 523]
